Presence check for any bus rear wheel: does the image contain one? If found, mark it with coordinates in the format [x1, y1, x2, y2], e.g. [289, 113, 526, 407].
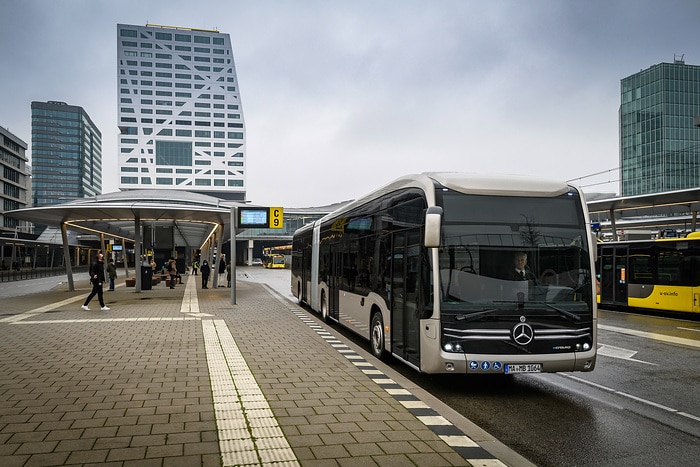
[370, 312, 385, 360]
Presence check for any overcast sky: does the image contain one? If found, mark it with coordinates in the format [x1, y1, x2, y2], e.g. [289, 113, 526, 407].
[1, 0, 699, 207]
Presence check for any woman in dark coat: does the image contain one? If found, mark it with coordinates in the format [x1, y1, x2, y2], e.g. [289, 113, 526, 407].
[200, 260, 211, 289]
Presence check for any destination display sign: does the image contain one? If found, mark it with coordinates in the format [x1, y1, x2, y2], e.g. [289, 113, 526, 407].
[238, 207, 284, 229]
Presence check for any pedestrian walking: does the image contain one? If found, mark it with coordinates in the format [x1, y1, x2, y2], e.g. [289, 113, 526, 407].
[82, 253, 109, 311]
[200, 260, 211, 289]
[192, 260, 198, 276]
[106, 257, 117, 291]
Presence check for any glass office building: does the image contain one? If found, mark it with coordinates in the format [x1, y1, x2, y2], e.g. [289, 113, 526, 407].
[117, 23, 246, 201]
[620, 60, 700, 196]
[0, 126, 30, 233]
[30, 101, 102, 207]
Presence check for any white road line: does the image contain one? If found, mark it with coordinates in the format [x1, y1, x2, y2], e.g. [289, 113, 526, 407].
[599, 324, 700, 348]
[563, 374, 700, 422]
[12, 317, 197, 324]
[596, 344, 657, 365]
[0, 294, 84, 323]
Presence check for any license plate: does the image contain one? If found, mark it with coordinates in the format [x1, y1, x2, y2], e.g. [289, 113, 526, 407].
[505, 363, 541, 374]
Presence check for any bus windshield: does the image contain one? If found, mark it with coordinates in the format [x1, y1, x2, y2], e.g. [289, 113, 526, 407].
[437, 191, 593, 317]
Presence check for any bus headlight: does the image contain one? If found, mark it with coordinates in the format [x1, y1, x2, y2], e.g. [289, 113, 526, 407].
[443, 342, 462, 352]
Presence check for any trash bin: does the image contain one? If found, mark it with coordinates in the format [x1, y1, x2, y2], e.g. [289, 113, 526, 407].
[141, 266, 152, 290]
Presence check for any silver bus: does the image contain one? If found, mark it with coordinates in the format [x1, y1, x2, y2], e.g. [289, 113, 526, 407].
[291, 172, 597, 374]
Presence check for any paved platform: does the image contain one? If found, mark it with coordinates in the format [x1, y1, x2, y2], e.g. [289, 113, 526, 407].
[0, 273, 532, 466]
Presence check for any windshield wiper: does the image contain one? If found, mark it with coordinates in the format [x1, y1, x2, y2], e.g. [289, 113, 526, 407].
[543, 302, 581, 322]
[455, 308, 499, 322]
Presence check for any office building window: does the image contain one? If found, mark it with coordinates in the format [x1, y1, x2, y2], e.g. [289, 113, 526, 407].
[156, 140, 192, 166]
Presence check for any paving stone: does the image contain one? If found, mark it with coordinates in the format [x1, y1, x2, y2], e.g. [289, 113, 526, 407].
[0, 275, 509, 466]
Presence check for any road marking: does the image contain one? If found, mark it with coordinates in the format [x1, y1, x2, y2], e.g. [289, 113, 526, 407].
[563, 374, 700, 422]
[12, 317, 198, 324]
[597, 344, 657, 365]
[0, 294, 84, 323]
[599, 324, 700, 348]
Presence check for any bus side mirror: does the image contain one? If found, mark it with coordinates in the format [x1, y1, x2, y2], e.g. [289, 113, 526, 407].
[424, 206, 443, 248]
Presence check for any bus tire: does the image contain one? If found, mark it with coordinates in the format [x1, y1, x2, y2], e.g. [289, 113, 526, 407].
[370, 312, 385, 360]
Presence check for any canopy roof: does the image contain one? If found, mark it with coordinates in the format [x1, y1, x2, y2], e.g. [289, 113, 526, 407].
[7, 190, 239, 248]
[587, 187, 700, 217]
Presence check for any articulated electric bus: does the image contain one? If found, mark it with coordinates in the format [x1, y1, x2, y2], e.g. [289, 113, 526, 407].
[291, 172, 597, 374]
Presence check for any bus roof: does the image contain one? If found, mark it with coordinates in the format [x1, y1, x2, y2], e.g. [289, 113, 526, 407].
[323, 172, 574, 221]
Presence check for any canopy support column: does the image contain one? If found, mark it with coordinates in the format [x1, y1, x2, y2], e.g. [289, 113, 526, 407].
[609, 208, 618, 242]
[122, 237, 129, 278]
[213, 225, 224, 288]
[61, 222, 75, 292]
[230, 207, 237, 305]
[134, 216, 142, 292]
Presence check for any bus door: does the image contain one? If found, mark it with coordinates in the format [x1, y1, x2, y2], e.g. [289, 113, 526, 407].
[390, 230, 421, 368]
[687, 254, 700, 313]
[328, 243, 341, 320]
[300, 246, 310, 303]
[600, 245, 628, 306]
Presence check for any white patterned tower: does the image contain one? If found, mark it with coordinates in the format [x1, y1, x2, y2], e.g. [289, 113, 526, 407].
[117, 23, 246, 200]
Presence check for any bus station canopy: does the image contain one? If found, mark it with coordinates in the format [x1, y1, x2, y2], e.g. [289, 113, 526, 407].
[7, 189, 237, 248]
[586, 187, 700, 234]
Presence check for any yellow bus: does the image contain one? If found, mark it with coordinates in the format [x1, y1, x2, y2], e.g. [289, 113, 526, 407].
[597, 232, 700, 315]
[262, 246, 289, 269]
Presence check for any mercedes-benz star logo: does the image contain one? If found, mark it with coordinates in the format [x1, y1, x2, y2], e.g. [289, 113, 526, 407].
[512, 322, 534, 345]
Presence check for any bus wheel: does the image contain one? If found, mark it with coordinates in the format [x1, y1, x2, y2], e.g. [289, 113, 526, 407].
[321, 291, 329, 322]
[370, 312, 385, 360]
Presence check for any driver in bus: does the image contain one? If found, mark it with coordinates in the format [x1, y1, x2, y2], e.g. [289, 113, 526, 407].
[510, 252, 536, 281]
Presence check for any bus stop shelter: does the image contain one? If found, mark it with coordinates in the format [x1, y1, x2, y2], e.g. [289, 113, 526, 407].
[7, 190, 236, 292]
[587, 187, 700, 240]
